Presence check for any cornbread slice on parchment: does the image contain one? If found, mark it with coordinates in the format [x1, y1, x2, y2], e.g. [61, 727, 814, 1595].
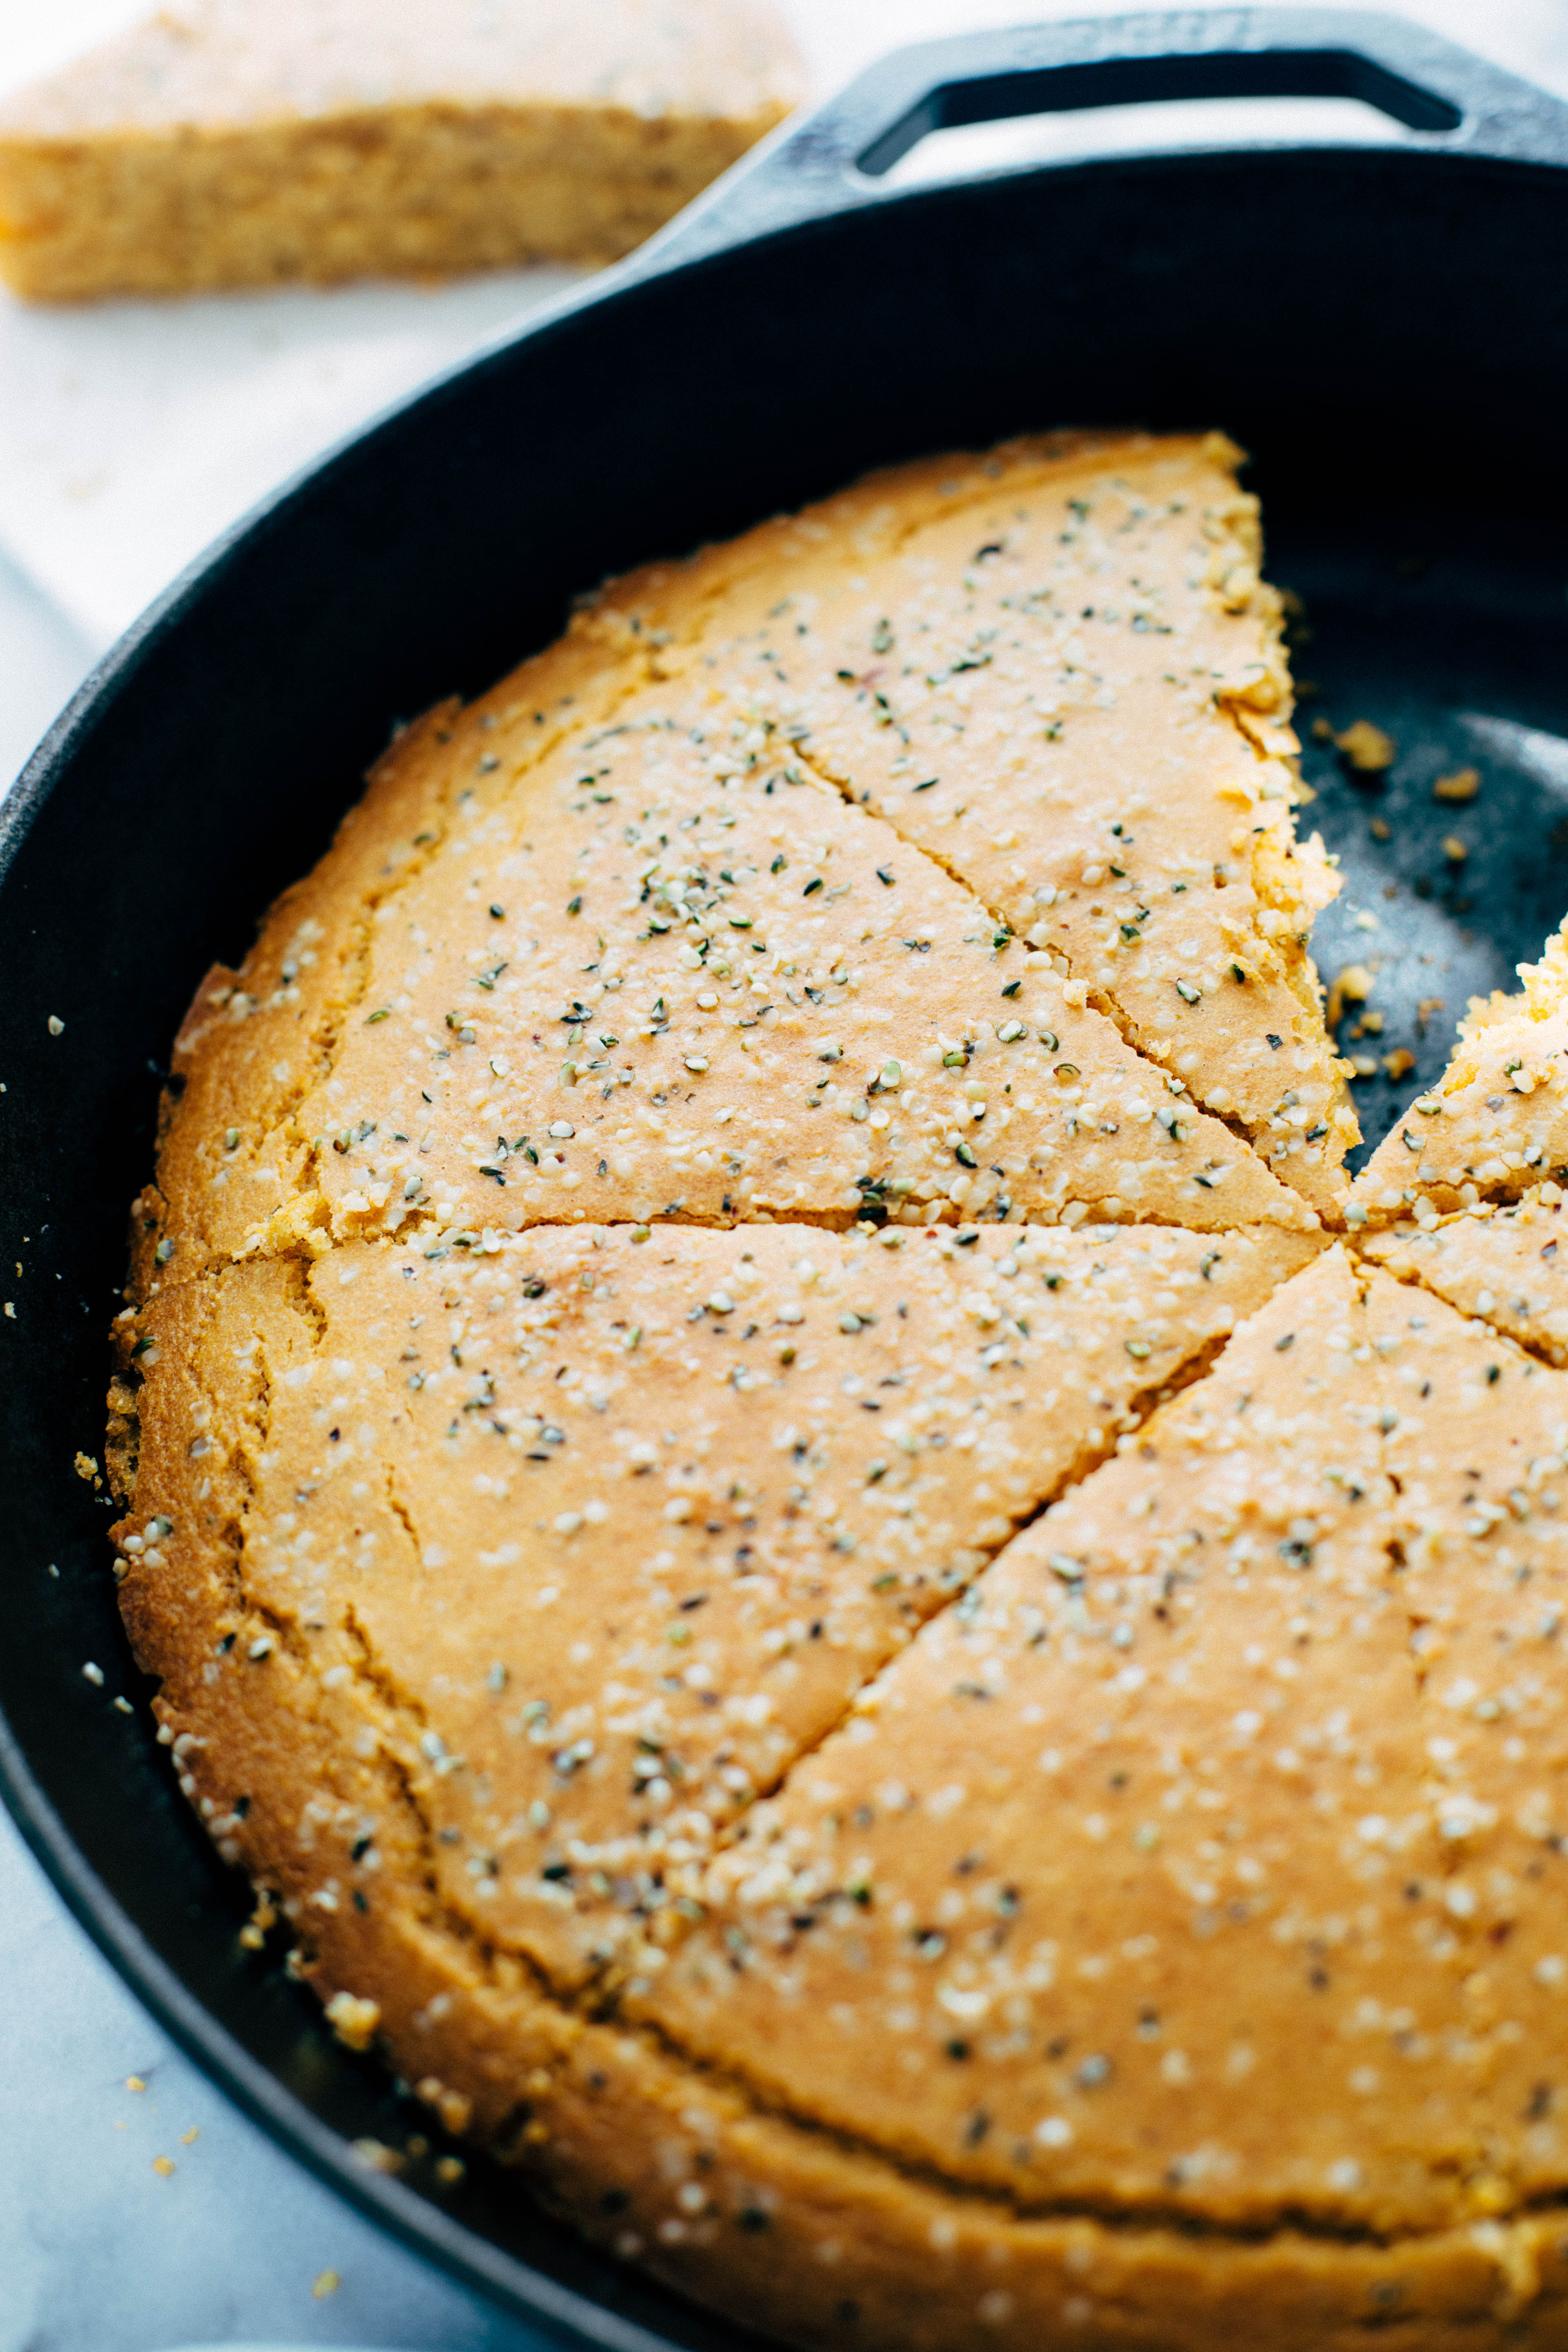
[138, 666, 1316, 1288]
[588, 432, 1358, 1212]
[635, 1246, 1568, 2256]
[113, 1218, 1314, 1989]
[0, 0, 802, 301]
[1351, 918, 1568, 1229]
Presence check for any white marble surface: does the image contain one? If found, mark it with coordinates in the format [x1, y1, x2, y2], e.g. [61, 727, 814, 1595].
[0, 1799, 548, 2352]
[3, 1, 1568, 2344]
[0, 539, 93, 784]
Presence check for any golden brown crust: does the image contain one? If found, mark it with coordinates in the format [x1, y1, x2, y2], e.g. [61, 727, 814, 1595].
[122, 434, 1568, 2352]
[0, 0, 802, 299]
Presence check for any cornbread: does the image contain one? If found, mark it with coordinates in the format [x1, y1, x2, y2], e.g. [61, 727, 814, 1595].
[0, 0, 802, 301]
[1363, 1196, 1568, 1363]
[113, 1220, 1314, 1993]
[592, 430, 1358, 1212]
[1351, 917, 1568, 1228]
[112, 435, 1568, 2351]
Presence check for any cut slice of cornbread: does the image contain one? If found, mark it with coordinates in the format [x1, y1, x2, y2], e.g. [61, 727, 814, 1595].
[589, 432, 1359, 1213]
[114, 1217, 1314, 1988]
[0, 0, 803, 300]
[1361, 1193, 1568, 1363]
[1350, 919, 1568, 1229]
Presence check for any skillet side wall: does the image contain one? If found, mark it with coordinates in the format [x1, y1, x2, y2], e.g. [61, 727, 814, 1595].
[0, 141, 1565, 2334]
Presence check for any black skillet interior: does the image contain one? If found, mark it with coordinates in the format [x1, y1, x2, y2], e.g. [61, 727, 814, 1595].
[2, 10, 1568, 2344]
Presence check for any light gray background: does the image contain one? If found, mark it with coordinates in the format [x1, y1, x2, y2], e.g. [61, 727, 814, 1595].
[2, 2, 1567, 2346]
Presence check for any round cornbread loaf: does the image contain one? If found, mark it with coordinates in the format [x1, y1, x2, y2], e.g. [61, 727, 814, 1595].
[111, 435, 1568, 2349]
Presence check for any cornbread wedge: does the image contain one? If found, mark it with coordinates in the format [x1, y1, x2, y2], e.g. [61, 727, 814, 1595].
[114, 1219, 1314, 1989]
[590, 432, 1359, 1212]
[1351, 917, 1568, 1227]
[0, 0, 802, 300]
[1362, 1193, 1568, 1363]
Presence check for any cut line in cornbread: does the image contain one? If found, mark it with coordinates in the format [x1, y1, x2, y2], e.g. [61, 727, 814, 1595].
[139, 665, 1316, 1287]
[1361, 1193, 1568, 1365]
[587, 431, 1359, 1213]
[635, 1243, 1568, 2243]
[0, 0, 803, 300]
[114, 1217, 1314, 1990]
[1350, 917, 1568, 1229]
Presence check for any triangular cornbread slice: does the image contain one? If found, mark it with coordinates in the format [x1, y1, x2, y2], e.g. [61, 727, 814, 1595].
[1361, 1192, 1568, 1364]
[1350, 918, 1568, 1228]
[113, 1218, 1314, 1988]
[0, 0, 802, 300]
[588, 432, 1357, 1211]
[129, 622, 643, 1289]
[141, 670, 1315, 1285]
[635, 1247, 1568, 2235]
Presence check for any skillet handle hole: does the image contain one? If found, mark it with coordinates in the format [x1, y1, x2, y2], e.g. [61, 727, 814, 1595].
[858, 49, 1463, 179]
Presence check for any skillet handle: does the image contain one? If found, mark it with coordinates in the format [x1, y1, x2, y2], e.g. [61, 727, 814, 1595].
[630, 5, 1568, 277]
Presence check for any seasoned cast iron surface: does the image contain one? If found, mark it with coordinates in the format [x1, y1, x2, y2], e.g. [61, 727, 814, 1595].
[1263, 497, 1568, 1164]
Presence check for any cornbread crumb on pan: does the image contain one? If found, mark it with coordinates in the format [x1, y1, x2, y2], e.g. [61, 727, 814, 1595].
[114, 1220, 1313, 1988]
[1351, 916, 1568, 1228]
[122, 433, 1538, 2352]
[0, 0, 803, 301]
[588, 432, 1358, 1212]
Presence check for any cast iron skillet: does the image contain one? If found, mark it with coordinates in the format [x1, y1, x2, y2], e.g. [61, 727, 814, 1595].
[3, 9, 1568, 2343]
